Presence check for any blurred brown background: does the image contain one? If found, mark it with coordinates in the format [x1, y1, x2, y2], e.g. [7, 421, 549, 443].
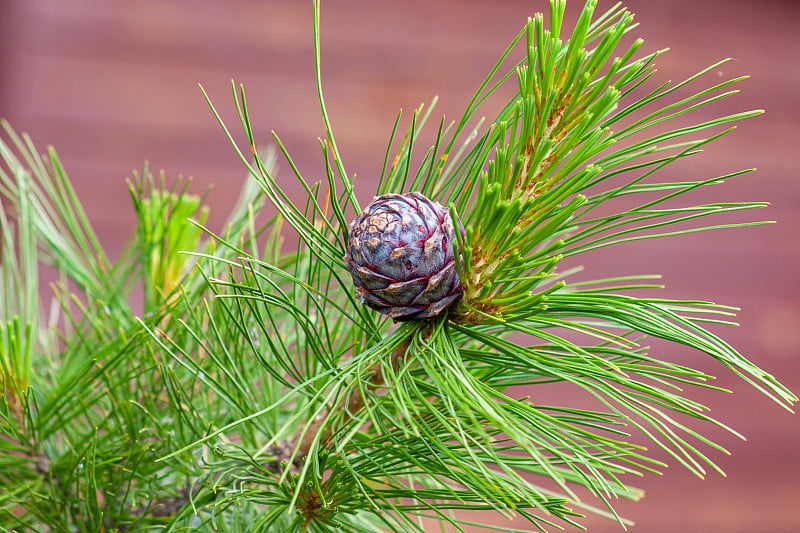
[1, 0, 798, 531]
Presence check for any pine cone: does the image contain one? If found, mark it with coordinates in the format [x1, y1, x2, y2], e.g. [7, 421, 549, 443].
[344, 192, 464, 320]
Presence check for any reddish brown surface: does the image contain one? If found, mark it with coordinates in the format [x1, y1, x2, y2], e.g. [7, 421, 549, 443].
[1, 1, 799, 531]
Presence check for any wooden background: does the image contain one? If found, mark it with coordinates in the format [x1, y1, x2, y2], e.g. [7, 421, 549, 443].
[1, 0, 799, 531]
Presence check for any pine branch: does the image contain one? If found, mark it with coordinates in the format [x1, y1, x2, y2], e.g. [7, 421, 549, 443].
[1, 1, 795, 531]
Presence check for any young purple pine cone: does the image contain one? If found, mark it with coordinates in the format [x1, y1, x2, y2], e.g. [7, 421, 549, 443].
[343, 192, 464, 321]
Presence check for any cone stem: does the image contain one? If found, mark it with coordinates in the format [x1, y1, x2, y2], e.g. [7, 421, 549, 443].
[293, 335, 415, 465]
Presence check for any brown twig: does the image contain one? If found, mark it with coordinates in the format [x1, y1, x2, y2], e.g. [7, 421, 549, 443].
[110, 485, 194, 532]
[110, 331, 420, 526]
[291, 333, 416, 467]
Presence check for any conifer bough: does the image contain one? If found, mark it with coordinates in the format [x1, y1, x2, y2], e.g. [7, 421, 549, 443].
[343, 192, 464, 320]
[1, 0, 798, 531]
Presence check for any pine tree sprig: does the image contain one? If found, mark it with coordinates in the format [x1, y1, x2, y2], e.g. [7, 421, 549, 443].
[0, 0, 796, 531]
